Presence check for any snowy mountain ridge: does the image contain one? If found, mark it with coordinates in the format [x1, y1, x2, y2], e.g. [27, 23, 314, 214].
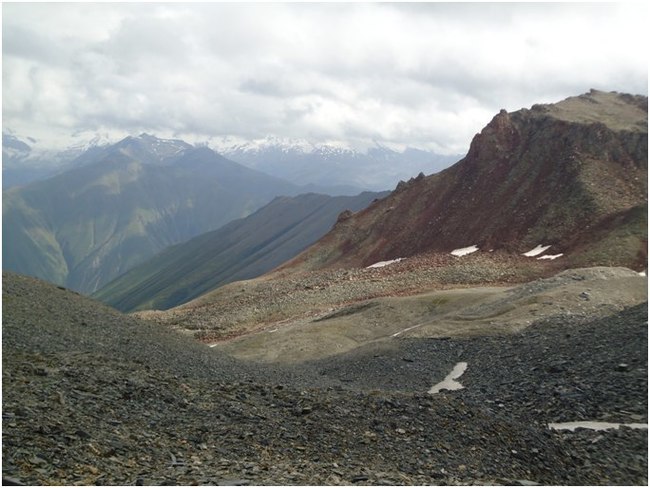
[210, 136, 461, 191]
[3, 131, 461, 191]
[207, 134, 437, 159]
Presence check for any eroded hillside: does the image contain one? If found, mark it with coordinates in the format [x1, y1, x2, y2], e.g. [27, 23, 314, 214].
[280, 90, 647, 273]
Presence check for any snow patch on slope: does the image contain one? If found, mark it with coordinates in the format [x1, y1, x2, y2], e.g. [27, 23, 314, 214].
[537, 253, 564, 260]
[549, 421, 648, 432]
[367, 258, 404, 269]
[429, 362, 468, 394]
[451, 245, 479, 257]
[523, 244, 552, 257]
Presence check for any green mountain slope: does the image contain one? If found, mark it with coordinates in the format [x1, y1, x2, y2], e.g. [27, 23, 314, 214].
[2, 135, 302, 293]
[93, 191, 387, 312]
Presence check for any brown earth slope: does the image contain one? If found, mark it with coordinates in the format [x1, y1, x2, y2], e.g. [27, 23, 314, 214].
[279, 89, 647, 273]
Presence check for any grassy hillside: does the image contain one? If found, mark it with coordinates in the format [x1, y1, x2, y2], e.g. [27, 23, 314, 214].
[94, 191, 387, 311]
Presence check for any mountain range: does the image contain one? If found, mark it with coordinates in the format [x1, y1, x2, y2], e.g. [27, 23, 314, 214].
[3, 132, 460, 194]
[3, 90, 646, 310]
[211, 136, 460, 193]
[2, 132, 114, 189]
[3, 89, 648, 486]
[2, 134, 304, 293]
[3, 126, 460, 296]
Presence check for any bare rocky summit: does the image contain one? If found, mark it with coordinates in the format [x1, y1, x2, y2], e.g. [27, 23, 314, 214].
[279, 90, 647, 274]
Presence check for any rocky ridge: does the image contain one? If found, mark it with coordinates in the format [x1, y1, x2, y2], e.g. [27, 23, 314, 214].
[278, 90, 647, 274]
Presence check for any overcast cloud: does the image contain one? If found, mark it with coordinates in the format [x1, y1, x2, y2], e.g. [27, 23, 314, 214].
[2, 2, 648, 154]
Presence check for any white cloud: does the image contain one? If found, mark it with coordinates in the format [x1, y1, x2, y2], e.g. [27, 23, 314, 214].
[2, 2, 647, 153]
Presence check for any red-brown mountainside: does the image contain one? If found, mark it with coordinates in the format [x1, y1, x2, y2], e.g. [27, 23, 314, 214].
[280, 90, 647, 273]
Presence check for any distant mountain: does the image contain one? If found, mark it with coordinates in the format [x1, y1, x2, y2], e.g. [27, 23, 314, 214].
[3, 134, 303, 293]
[279, 90, 647, 274]
[211, 136, 460, 192]
[4, 132, 459, 194]
[2, 132, 112, 188]
[93, 190, 388, 312]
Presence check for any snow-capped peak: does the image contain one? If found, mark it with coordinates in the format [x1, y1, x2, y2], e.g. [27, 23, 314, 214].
[208, 136, 404, 160]
[208, 135, 318, 155]
[67, 132, 114, 152]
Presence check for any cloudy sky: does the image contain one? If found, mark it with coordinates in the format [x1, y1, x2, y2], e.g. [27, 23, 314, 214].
[2, 2, 648, 154]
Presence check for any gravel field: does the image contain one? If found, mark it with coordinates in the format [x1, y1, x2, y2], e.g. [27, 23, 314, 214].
[2, 271, 647, 485]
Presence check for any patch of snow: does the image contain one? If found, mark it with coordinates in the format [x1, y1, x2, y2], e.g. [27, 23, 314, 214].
[537, 253, 564, 260]
[366, 258, 404, 268]
[639, 271, 647, 277]
[548, 421, 648, 432]
[523, 244, 551, 257]
[429, 362, 468, 394]
[451, 245, 479, 257]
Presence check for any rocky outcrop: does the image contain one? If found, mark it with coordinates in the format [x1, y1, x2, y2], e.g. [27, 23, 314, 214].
[279, 90, 647, 273]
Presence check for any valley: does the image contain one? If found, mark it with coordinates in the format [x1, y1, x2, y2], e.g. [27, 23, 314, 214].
[2, 135, 304, 294]
[93, 191, 389, 312]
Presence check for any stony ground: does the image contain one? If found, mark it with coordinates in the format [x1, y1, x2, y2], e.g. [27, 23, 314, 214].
[137, 251, 557, 340]
[209, 267, 647, 363]
[2, 271, 648, 485]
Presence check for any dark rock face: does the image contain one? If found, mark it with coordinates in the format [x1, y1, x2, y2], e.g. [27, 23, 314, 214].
[336, 209, 354, 223]
[282, 90, 647, 274]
